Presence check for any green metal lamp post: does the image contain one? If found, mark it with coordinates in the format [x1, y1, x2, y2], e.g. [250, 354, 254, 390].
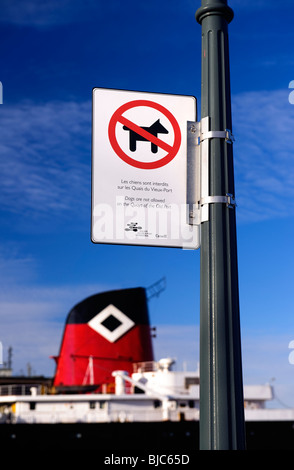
[196, 0, 246, 450]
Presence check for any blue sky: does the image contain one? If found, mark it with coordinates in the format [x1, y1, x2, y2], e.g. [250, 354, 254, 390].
[0, 0, 294, 408]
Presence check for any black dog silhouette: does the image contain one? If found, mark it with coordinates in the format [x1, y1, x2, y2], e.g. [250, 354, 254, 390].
[123, 119, 168, 153]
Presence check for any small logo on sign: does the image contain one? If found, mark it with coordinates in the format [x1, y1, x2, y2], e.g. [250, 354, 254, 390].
[125, 222, 142, 232]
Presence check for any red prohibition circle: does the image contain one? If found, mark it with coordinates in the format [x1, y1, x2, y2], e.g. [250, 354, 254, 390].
[108, 99, 181, 169]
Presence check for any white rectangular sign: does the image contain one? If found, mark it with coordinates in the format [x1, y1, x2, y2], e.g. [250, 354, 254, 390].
[91, 87, 200, 249]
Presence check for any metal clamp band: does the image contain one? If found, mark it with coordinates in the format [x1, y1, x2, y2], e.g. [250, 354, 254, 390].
[200, 193, 236, 209]
[198, 129, 235, 145]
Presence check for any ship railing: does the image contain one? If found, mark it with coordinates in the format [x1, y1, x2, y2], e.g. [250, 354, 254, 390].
[0, 384, 43, 396]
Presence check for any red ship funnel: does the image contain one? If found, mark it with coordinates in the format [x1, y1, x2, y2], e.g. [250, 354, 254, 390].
[53, 287, 154, 392]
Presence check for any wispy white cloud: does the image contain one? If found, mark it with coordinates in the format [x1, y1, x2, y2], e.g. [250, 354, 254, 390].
[1, 275, 294, 410]
[0, 0, 100, 28]
[0, 100, 91, 222]
[241, 330, 294, 408]
[153, 324, 199, 371]
[0, 245, 36, 286]
[0, 0, 164, 29]
[0, 277, 116, 376]
[232, 89, 294, 223]
[154, 325, 294, 409]
[230, 0, 293, 10]
[1, 89, 293, 230]
[0, 242, 118, 375]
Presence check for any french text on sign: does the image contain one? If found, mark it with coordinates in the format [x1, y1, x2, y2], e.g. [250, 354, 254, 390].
[91, 87, 200, 249]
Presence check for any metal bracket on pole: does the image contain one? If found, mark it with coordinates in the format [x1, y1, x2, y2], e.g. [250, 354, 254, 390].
[187, 117, 236, 227]
[198, 128, 235, 145]
[200, 194, 236, 209]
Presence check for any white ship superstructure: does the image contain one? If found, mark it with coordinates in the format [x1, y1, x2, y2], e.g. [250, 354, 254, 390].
[0, 357, 286, 425]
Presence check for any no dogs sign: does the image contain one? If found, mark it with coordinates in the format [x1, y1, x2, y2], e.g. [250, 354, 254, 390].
[108, 99, 181, 170]
[91, 87, 200, 249]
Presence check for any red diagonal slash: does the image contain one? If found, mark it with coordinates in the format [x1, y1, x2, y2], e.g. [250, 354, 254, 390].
[118, 115, 173, 153]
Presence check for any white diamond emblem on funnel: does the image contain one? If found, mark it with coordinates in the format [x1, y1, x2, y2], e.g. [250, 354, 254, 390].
[88, 304, 135, 343]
